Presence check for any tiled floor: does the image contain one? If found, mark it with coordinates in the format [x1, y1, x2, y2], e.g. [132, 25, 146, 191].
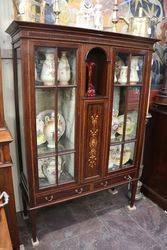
[18, 186, 167, 250]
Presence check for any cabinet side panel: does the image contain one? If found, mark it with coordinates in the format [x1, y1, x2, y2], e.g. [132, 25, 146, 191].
[16, 48, 28, 180]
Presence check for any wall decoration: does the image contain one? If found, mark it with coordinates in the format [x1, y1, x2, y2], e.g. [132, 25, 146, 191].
[13, 0, 166, 88]
[13, 0, 46, 22]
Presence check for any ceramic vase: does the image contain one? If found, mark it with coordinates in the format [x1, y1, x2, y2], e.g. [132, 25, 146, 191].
[57, 51, 71, 85]
[43, 113, 55, 148]
[118, 66, 128, 85]
[130, 57, 139, 84]
[41, 51, 55, 86]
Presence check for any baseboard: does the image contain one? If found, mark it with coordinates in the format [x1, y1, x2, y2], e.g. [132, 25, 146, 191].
[142, 184, 167, 211]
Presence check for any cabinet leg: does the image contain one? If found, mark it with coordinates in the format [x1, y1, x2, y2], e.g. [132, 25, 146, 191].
[127, 181, 137, 211]
[22, 195, 28, 220]
[29, 209, 39, 247]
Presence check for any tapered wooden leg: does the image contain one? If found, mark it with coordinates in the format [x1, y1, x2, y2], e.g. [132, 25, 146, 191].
[127, 180, 137, 211]
[22, 195, 28, 220]
[29, 209, 39, 247]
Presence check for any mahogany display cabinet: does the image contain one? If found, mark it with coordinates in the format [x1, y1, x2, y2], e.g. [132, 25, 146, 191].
[6, 21, 156, 245]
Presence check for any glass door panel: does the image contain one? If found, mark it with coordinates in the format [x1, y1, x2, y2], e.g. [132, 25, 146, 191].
[58, 153, 75, 184]
[108, 50, 144, 173]
[38, 156, 57, 188]
[130, 55, 144, 85]
[111, 86, 126, 143]
[57, 88, 76, 152]
[125, 87, 141, 140]
[36, 89, 56, 155]
[35, 46, 77, 189]
[57, 48, 76, 86]
[108, 145, 121, 172]
[122, 142, 135, 168]
[108, 142, 135, 172]
[114, 52, 129, 85]
[35, 47, 56, 86]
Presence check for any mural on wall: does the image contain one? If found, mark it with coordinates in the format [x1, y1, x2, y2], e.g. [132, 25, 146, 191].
[15, 0, 167, 88]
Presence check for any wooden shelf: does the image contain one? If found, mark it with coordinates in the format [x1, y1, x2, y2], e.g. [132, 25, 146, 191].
[109, 164, 135, 173]
[110, 139, 137, 146]
[114, 84, 142, 87]
[35, 84, 77, 89]
[37, 149, 76, 159]
[82, 95, 108, 100]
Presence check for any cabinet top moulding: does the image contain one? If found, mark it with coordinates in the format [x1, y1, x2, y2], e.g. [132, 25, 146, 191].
[6, 21, 158, 50]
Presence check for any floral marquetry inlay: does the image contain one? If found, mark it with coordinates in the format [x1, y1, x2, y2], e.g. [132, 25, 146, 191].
[88, 114, 99, 169]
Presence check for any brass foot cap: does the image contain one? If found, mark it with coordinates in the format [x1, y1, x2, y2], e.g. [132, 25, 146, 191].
[31, 238, 39, 247]
[127, 205, 136, 211]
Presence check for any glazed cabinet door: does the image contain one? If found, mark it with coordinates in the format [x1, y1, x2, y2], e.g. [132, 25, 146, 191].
[31, 43, 80, 190]
[108, 50, 146, 173]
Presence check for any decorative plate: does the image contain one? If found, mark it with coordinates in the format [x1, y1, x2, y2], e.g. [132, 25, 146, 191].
[117, 115, 135, 135]
[111, 116, 119, 140]
[109, 145, 131, 168]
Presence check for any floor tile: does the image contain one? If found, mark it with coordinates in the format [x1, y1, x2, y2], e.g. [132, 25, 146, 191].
[126, 202, 167, 247]
[96, 207, 158, 249]
[49, 236, 79, 250]
[84, 187, 129, 213]
[17, 188, 167, 250]
[78, 226, 116, 250]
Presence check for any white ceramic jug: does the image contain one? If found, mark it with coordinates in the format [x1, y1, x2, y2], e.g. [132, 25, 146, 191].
[130, 57, 139, 84]
[118, 66, 128, 85]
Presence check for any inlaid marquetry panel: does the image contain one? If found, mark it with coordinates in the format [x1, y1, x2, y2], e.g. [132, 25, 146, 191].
[83, 101, 106, 180]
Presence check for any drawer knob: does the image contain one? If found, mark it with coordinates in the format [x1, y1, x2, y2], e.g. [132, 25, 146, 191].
[101, 181, 108, 187]
[45, 195, 54, 202]
[75, 188, 83, 194]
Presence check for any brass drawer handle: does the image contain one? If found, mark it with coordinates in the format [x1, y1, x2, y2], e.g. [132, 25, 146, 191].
[75, 188, 83, 194]
[124, 175, 132, 183]
[101, 181, 108, 187]
[45, 195, 54, 202]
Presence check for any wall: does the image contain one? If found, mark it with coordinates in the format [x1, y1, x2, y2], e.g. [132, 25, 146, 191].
[0, 0, 22, 211]
[0, 0, 166, 211]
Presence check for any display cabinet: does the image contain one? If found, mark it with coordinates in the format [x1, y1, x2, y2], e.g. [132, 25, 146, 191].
[6, 21, 156, 245]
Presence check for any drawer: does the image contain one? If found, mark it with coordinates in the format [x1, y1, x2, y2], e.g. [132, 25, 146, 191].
[94, 171, 136, 190]
[36, 184, 90, 205]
